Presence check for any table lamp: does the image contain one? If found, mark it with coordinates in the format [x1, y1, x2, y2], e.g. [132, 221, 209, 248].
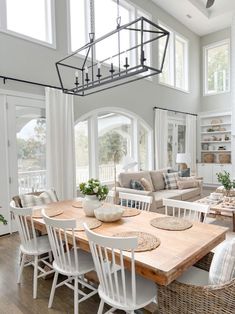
[176, 153, 191, 171]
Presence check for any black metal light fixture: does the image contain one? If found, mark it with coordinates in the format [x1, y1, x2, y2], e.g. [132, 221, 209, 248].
[56, 1, 169, 96]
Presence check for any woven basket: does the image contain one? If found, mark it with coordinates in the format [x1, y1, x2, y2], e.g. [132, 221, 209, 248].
[203, 153, 214, 163]
[218, 153, 231, 164]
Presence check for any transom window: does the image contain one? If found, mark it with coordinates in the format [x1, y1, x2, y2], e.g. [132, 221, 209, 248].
[74, 110, 153, 185]
[0, 0, 55, 46]
[204, 40, 230, 95]
[159, 23, 189, 92]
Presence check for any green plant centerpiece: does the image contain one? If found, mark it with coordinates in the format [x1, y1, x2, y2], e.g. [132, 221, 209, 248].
[79, 179, 109, 217]
[0, 214, 7, 225]
[216, 171, 235, 197]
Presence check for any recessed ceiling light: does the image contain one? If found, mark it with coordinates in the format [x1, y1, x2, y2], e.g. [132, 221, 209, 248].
[186, 14, 192, 19]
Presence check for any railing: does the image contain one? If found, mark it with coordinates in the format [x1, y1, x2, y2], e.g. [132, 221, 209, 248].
[18, 164, 123, 194]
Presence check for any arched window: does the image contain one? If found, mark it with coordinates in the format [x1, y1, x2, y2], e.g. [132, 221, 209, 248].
[74, 109, 153, 184]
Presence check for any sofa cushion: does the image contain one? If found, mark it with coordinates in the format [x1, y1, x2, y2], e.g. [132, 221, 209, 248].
[20, 189, 58, 208]
[153, 190, 182, 209]
[209, 238, 235, 285]
[140, 178, 152, 191]
[177, 179, 198, 190]
[150, 170, 166, 191]
[180, 187, 201, 201]
[118, 171, 154, 191]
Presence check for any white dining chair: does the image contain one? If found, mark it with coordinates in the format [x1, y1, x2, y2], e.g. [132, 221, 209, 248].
[84, 224, 157, 314]
[119, 192, 153, 211]
[10, 201, 54, 299]
[42, 210, 97, 314]
[162, 199, 210, 223]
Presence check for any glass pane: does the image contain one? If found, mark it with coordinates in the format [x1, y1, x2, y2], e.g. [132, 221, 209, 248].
[94, 0, 131, 66]
[70, 0, 87, 52]
[6, 0, 52, 43]
[207, 42, 229, 94]
[98, 113, 132, 182]
[175, 35, 187, 90]
[75, 120, 89, 184]
[16, 106, 46, 193]
[139, 124, 149, 170]
[159, 25, 173, 86]
[178, 125, 186, 153]
[167, 123, 173, 167]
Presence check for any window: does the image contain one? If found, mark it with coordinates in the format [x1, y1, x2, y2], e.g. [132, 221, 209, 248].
[0, 0, 55, 46]
[74, 109, 152, 185]
[204, 40, 230, 95]
[159, 23, 189, 92]
[68, 0, 151, 67]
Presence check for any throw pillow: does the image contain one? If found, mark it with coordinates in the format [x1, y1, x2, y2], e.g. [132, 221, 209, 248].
[209, 238, 235, 285]
[177, 179, 198, 190]
[130, 180, 144, 190]
[20, 189, 58, 208]
[179, 168, 190, 177]
[163, 172, 178, 190]
[140, 178, 153, 191]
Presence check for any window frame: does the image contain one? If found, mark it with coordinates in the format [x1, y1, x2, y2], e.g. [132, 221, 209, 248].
[0, 0, 56, 49]
[158, 21, 189, 93]
[74, 107, 153, 186]
[203, 39, 230, 96]
[67, 0, 152, 73]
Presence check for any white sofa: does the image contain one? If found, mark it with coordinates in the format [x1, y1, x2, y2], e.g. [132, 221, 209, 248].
[116, 169, 203, 213]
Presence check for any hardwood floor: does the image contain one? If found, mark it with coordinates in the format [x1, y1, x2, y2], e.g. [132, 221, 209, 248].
[0, 233, 152, 314]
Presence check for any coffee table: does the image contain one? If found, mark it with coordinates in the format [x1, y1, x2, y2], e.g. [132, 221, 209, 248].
[197, 196, 235, 232]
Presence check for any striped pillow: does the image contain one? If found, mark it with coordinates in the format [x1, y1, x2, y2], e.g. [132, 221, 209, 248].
[163, 172, 178, 190]
[209, 238, 235, 285]
[20, 189, 58, 208]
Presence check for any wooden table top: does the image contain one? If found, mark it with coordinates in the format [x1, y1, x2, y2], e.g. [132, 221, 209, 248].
[32, 200, 228, 286]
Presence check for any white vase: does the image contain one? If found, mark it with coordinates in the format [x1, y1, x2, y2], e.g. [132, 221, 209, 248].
[82, 195, 101, 217]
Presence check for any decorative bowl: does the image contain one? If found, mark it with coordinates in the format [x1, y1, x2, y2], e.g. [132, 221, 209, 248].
[94, 205, 124, 222]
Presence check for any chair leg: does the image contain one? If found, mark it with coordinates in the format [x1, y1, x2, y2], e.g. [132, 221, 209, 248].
[98, 300, 104, 314]
[17, 253, 26, 284]
[48, 251, 52, 263]
[48, 271, 58, 308]
[33, 255, 38, 299]
[74, 276, 78, 314]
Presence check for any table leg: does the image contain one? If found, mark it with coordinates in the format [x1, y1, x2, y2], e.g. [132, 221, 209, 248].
[233, 212, 235, 232]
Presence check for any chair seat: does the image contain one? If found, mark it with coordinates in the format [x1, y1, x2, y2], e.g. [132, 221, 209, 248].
[99, 270, 157, 310]
[20, 235, 52, 255]
[53, 249, 95, 277]
[177, 266, 209, 286]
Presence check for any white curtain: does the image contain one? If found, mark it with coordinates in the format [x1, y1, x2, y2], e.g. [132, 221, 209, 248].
[45, 87, 76, 200]
[154, 108, 168, 169]
[186, 115, 197, 174]
[232, 15, 235, 176]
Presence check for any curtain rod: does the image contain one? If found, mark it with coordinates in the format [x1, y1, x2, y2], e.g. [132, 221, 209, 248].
[154, 106, 197, 116]
[0, 75, 62, 90]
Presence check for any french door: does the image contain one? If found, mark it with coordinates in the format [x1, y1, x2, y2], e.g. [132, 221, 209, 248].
[0, 91, 45, 235]
[167, 118, 186, 169]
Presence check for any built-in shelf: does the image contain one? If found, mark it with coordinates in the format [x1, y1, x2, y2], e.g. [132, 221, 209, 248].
[201, 122, 231, 127]
[201, 131, 231, 134]
[201, 140, 231, 143]
[201, 150, 231, 153]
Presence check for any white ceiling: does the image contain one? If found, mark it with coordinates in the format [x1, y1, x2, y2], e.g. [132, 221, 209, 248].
[152, 0, 235, 36]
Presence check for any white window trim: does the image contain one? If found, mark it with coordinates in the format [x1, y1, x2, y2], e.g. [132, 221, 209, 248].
[75, 107, 153, 185]
[203, 39, 230, 96]
[0, 0, 56, 49]
[158, 21, 189, 93]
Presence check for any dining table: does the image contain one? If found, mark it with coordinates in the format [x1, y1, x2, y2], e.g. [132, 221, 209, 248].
[32, 199, 228, 286]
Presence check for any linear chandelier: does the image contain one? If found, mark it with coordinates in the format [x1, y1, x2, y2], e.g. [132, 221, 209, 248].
[56, 2, 169, 96]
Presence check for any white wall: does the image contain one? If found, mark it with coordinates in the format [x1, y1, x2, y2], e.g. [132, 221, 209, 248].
[0, 0, 201, 128]
[200, 27, 232, 113]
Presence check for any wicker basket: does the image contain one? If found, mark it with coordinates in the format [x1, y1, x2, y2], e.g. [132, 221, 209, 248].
[218, 153, 231, 164]
[203, 153, 214, 163]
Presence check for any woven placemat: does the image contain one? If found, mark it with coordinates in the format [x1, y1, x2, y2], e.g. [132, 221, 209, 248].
[113, 231, 160, 252]
[32, 208, 63, 218]
[122, 207, 141, 217]
[72, 199, 83, 208]
[72, 217, 102, 231]
[150, 217, 192, 231]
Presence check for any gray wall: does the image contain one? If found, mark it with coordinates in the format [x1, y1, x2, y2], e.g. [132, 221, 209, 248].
[200, 28, 232, 113]
[0, 0, 201, 128]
